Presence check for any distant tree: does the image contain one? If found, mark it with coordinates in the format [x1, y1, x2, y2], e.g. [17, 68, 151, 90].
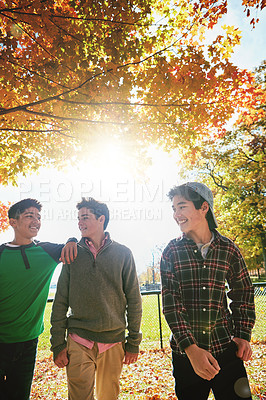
[181, 61, 266, 271]
[138, 266, 160, 286]
[138, 244, 165, 285]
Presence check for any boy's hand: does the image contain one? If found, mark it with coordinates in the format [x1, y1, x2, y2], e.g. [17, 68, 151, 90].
[233, 338, 252, 361]
[54, 348, 69, 368]
[124, 351, 138, 365]
[185, 344, 220, 380]
[60, 242, 78, 264]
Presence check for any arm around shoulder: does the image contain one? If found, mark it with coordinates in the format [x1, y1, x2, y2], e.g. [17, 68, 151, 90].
[60, 238, 78, 264]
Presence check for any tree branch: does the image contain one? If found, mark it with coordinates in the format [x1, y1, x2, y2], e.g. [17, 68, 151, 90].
[0, 128, 72, 137]
[6, 59, 69, 89]
[58, 99, 221, 107]
[48, 14, 161, 27]
[23, 109, 182, 125]
[0, 26, 193, 117]
[0, 7, 162, 27]
[48, 16, 84, 43]
[1, 12, 76, 74]
[239, 148, 266, 164]
[1, 12, 58, 61]
[205, 162, 228, 191]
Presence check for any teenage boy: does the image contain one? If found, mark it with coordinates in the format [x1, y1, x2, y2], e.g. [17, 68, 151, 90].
[160, 182, 255, 400]
[0, 198, 77, 400]
[50, 197, 142, 400]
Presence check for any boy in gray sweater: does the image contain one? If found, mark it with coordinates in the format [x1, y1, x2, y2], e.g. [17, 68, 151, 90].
[50, 197, 142, 400]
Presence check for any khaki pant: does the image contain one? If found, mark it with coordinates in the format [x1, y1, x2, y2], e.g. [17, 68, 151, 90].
[66, 336, 124, 400]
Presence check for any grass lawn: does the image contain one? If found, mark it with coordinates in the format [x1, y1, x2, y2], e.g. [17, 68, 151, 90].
[33, 295, 266, 399]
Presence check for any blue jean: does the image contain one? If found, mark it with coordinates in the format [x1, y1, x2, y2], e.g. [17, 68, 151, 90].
[0, 338, 38, 400]
[172, 341, 252, 400]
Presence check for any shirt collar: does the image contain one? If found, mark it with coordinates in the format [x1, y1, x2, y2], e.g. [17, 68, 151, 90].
[85, 232, 109, 248]
[179, 229, 218, 245]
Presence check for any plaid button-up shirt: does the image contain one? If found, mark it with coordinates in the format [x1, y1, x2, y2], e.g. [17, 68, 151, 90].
[160, 229, 255, 357]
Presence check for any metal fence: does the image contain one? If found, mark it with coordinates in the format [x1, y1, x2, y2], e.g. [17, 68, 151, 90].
[141, 283, 266, 349]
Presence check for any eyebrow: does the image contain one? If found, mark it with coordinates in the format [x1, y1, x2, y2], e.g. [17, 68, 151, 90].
[23, 211, 41, 218]
[78, 212, 91, 218]
[172, 201, 188, 210]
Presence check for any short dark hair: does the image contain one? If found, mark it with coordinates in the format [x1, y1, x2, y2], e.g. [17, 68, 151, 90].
[168, 185, 216, 230]
[76, 197, 110, 230]
[8, 198, 42, 219]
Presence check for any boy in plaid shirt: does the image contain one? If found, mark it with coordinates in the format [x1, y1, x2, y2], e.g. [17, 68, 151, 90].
[160, 182, 255, 400]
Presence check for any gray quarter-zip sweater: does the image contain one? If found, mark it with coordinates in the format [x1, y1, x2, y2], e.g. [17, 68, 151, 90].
[50, 234, 142, 359]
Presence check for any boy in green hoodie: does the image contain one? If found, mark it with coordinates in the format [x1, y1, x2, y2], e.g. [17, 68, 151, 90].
[0, 198, 77, 400]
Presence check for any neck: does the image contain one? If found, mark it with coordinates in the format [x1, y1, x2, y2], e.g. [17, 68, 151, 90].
[10, 237, 33, 246]
[187, 227, 212, 245]
[87, 232, 106, 250]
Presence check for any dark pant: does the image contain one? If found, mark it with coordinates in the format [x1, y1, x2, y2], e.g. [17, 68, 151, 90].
[172, 341, 252, 400]
[0, 338, 38, 400]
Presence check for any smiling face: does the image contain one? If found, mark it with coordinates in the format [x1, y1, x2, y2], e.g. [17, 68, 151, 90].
[78, 207, 105, 239]
[9, 207, 41, 244]
[172, 195, 209, 241]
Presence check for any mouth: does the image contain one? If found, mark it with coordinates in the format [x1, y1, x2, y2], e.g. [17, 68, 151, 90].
[30, 226, 39, 230]
[177, 219, 188, 226]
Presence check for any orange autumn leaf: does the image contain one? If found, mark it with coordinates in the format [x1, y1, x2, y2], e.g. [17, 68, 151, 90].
[0, 201, 10, 233]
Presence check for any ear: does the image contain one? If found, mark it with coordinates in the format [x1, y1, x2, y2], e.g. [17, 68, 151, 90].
[201, 201, 209, 215]
[9, 218, 17, 228]
[98, 215, 105, 226]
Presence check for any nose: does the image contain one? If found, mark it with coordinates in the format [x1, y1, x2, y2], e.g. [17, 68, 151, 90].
[173, 209, 180, 218]
[33, 215, 40, 224]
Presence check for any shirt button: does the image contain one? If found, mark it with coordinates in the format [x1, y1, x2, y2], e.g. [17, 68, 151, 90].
[194, 249, 197, 253]
[203, 331, 206, 334]
[203, 308, 206, 311]
[203, 265, 207, 268]
[203, 286, 206, 290]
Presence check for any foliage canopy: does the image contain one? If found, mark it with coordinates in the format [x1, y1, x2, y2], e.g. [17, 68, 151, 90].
[1, 0, 265, 184]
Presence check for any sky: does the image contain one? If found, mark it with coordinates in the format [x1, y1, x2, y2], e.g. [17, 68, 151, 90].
[1, 2, 265, 278]
[208, 1, 266, 70]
